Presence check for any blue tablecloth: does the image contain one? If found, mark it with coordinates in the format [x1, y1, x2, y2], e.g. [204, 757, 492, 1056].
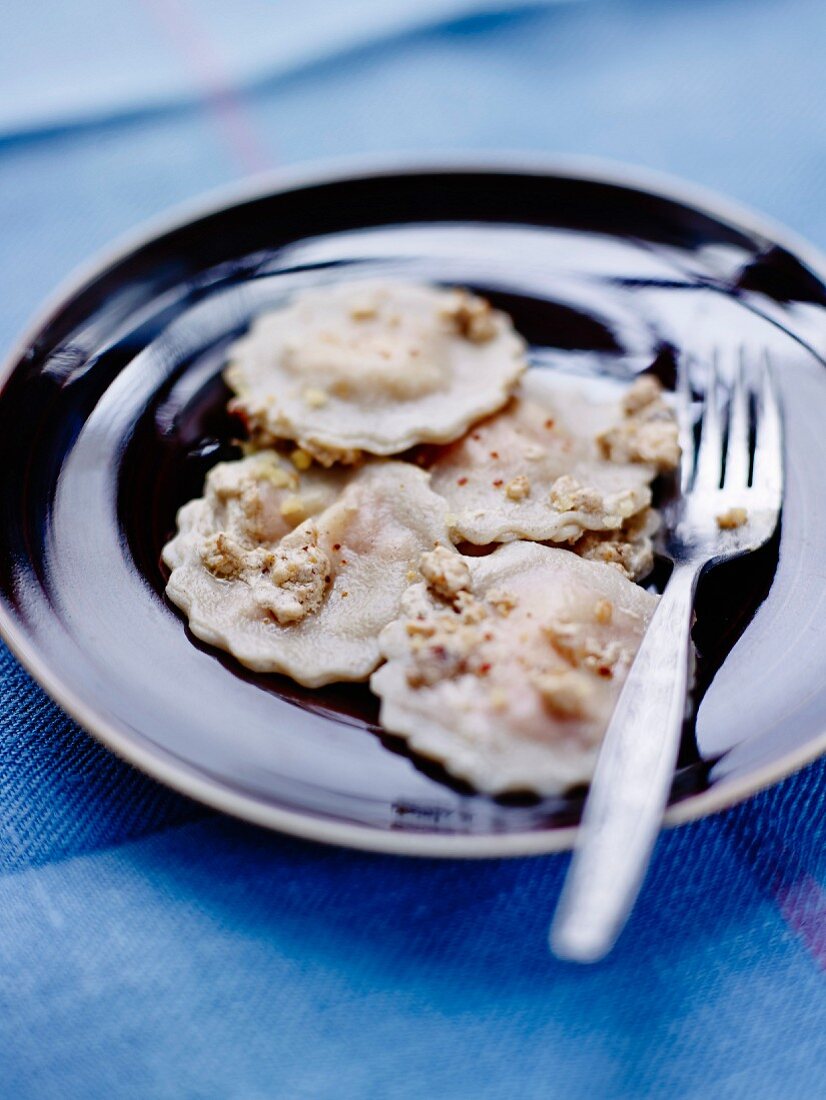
[1, 2, 824, 1096]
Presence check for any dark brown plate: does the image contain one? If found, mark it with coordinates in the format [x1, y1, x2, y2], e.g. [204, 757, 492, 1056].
[2, 156, 825, 855]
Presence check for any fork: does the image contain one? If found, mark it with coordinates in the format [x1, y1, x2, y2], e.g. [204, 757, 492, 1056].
[551, 349, 784, 963]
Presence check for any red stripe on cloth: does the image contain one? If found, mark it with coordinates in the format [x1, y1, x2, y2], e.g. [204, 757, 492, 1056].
[721, 807, 826, 973]
[137, 0, 273, 175]
[776, 875, 826, 971]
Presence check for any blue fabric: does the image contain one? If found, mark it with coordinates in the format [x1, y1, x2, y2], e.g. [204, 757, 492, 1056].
[1, 2, 825, 1096]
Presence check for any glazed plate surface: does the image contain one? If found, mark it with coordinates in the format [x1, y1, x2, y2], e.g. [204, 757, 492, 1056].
[2, 156, 825, 855]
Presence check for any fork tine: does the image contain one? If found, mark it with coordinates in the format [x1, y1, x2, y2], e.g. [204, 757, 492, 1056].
[723, 346, 751, 489]
[694, 350, 724, 490]
[752, 352, 783, 504]
[676, 352, 696, 492]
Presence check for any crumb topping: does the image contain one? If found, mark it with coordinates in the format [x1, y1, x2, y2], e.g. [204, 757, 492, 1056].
[290, 447, 313, 471]
[396, 556, 635, 710]
[622, 374, 662, 415]
[596, 375, 680, 472]
[371, 542, 660, 795]
[549, 474, 604, 515]
[542, 620, 622, 678]
[402, 596, 488, 688]
[428, 375, 656, 547]
[252, 531, 331, 625]
[440, 289, 498, 344]
[569, 508, 659, 581]
[530, 669, 593, 718]
[594, 598, 613, 624]
[200, 524, 331, 626]
[200, 532, 258, 580]
[505, 474, 531, 501]
[419, 545, 472, 601]
[716, 506, 748, 530]
[549, 475, 638, 529]
[279, 494, 306, 522]
[349, 301, 378, 322]
[487, 587, 517, 616]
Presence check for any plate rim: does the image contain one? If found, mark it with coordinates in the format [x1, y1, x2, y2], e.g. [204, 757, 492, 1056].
[2, 150, 825, 858]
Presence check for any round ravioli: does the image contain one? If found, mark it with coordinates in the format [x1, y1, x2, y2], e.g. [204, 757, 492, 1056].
[225, 280, 527, 465]
[429, 372, 677, 545]
[371, 541, 658, 795]
[163, 461, 455, 687]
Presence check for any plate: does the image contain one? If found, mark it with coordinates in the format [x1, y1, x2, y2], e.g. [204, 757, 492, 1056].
[2, 155, 826, 857]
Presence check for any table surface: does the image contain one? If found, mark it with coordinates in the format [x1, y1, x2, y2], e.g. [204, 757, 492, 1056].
[1, 2, 824, 1097]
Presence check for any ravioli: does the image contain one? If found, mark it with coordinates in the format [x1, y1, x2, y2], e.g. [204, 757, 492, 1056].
[371, 541, 658, 795]
[225, 280, 527, 465]
[428, 374, 673, 545]
[163, 461, 455, 687]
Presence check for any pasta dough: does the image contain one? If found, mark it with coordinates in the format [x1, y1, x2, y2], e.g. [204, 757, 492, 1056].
[371, 541, 658, 794]
[225, 280, 527, 465]
[428, 372, 675, 546]
[163, 460, 456, 687]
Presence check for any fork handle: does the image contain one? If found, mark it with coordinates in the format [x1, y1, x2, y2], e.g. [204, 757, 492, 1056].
[551, 561, 701, 962]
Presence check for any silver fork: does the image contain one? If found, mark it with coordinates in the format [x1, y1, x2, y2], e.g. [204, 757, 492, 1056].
[551, 349, 784, 963]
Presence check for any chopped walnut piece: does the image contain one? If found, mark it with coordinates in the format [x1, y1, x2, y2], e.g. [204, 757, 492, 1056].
[404, 615, 484, 688]
[531, 669, 592, 718]
[200, 523, 331, 627]
[297, 441, 363, 468]
[622, 374, 662, 415]
[201, 532, 253, 580]
[192, 450, 347, 550]
[597, 375, 680, 473]
[419, 545, 472, 600]
[441, 290, 498, 343]
[253, 531, 331, 625]
[574, 538, 639, 579]
[219, 461, 294, 502]
[542, 621, 622, 676]
[570, 507, 659, 581]
[487, 587, 517, 616]
[594, 599, 613, 625]
[349, 303, 378, 321]
[611, 488, 641, 520]
[279, 494, 306, 523]
[549, 475, 603, 514]
[453, 590, 489, 624]
[290, 448, 313, 471]
[209, 456, 294, 504]
[716, 506, 748, 530]
[505, 475, 531, 501]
